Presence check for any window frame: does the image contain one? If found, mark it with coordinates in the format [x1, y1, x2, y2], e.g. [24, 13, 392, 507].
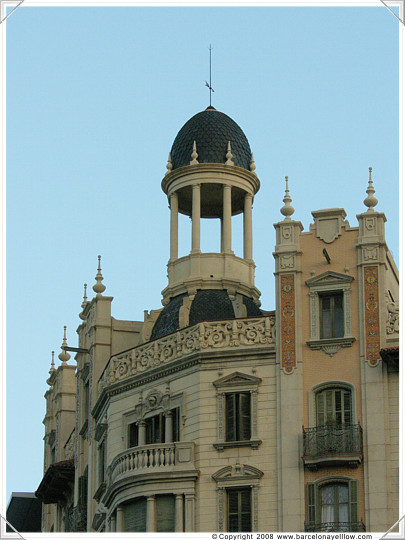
[306, 478, 360, 532]
[212, 463, 263, 532]
[306, 271, 355, 356]
[213, 372, 262, 451]
[227, 487, 252, 532]
[308, 382, 357, 429]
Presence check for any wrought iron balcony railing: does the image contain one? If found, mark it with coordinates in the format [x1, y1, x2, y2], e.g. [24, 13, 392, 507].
[302, 424, 363, 469]
[305, 521, 366, 532]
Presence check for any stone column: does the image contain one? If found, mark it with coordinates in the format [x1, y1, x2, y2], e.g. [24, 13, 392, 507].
[175, 494, 184, 532]
[165, 410, 173, 443]
[191, 184, 201, 253]
[243, 192, 253, 259]
[138, 421, 146, 446]
[184, 494, 195, 532]
[146, 496, 156, 532]
[116, 505, 124, 532]
[110, 513, 116, 532]
[223, 184, 232, 253]
[170, 192, 178, 260]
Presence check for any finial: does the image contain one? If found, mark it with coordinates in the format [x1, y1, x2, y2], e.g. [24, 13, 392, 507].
[250, 153, 257, 175]
[363, 166, 378, 212]
[79, 283, 88, 320]
[166, 152, 173, 175]
[190, 141, 199, 165]
[205, 44, 214, 107]
[93, 255, 106, 295]
[225, 141, 234, 166]
[280, 176, 295, 220]
[47, 351, 56, 385]
[58, 326, 71, 364]
[50, 351, 55, 373]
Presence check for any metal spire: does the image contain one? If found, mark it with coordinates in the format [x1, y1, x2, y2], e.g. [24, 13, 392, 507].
[205, 44, 214, 106]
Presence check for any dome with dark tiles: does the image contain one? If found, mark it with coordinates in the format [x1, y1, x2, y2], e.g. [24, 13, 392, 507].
[150, 289, 262, 340]
[170, 106, 252, 170]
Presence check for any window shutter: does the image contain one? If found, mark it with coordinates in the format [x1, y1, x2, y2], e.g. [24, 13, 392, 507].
[124, 498, 147, 532]
[172, 407, 180, 442]
[129, 423, 138, 448]
[156, 495, 175, 532]
[239, 393, 251, 441]
[306, 483, 316, 525]
[348, 480, 358, 524]
[225, 394, 236, 441]
[316, 393, 325, 426]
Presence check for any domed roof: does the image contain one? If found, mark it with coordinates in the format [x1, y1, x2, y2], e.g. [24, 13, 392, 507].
[150, 289, 262, 341]
[170, 107, 252, 170]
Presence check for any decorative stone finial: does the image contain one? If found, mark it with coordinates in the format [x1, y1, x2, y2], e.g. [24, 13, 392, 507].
[166, 152, 173, 174]
[58, 326, 71, 364]
[280, 176, 295, 220]
[363, 166, 378, 212]
[250, 153, 257, 175]
[49, 351, 55, 373]
[225, 141, 234, 166]
[190, 141, 199, 165]
[79, 283, 88, 320]
[93, 255, 106, 295]
[47, 351, 56, 385]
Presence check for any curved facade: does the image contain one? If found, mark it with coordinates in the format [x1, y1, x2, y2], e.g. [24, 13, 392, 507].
[36, 107, 399, 534]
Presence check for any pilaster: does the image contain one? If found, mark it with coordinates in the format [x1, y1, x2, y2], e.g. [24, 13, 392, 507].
[356, 209, 390, 531]
[273, 217, 305, 530]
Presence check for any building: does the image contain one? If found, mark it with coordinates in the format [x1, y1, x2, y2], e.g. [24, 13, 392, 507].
[35, 105, 399, 533]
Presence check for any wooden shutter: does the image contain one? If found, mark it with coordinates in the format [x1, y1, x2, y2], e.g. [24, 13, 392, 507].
[306, 483, 316, 526]
[129, 423, 138, 448]
[171, 407, 180, 442]
[156, 495, 175, 532]
[124, 498, 147, 532]
[225, 394, 236, 441]
[240, 488, 252, 531]
[348, 480, 358, 524]
[239, 393, 251, 441]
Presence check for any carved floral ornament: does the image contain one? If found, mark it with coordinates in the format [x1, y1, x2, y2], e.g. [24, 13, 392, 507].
[99, 317, 275, 390]
[133, 388, 171, 420]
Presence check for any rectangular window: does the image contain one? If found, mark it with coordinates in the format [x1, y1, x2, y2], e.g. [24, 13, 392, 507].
[227, 488, 252, 532]
[156, 495, 175, 532]
[128, 422, 138, 448]
[145, 413, 165, 444]
[320, 293, 344, 339]
[124, 498, 146, 532]
[225, 392, 251, 442]
[98, 440, 105, 484]
[172, 407, 180, 442]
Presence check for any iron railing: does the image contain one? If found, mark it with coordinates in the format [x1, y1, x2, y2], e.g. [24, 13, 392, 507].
[303, 424, 363, 458]
[305, 521, 366, 532]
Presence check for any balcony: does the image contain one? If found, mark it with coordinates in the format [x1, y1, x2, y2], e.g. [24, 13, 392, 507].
[302, 424, 363, 470]
[106, 442, 197, 487]
[305, 521, 366, 532]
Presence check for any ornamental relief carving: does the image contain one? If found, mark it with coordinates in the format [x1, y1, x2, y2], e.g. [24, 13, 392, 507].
[280, 274, 296, 373]
[386, 294, 399, 335]
[362, 246, 378, 261]
[99, 317, 275, 389]
[280, 254, 295, 269]
[364, 266, 380, 366]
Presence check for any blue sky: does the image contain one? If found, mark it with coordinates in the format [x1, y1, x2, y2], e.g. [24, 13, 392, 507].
[4, 4, 399, 503]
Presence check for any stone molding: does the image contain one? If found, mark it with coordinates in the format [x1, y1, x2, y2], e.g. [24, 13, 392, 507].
[306, 271, 354, 357]
[212, 463, 263, 532]
[213, 372, 262, 451]
[99, 317, 274, 390]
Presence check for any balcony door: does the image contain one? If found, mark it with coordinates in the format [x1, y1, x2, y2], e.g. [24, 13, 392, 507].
[316, 388, 352, 426]
[320, 483, 349, 530]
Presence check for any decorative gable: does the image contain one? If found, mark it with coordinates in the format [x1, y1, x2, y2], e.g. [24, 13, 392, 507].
[306, 271, 353, 288]
[213, 371, 262, 389]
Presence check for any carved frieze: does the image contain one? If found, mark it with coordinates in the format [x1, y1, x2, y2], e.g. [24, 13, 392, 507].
[99, 317, 275, 389]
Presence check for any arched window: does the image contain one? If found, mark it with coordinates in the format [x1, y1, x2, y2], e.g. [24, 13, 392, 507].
[306, 479, 363, 532]
[316, 387, 352, 426]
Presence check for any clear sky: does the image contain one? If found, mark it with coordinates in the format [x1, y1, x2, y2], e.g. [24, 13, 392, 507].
[4, 3, 400, 504]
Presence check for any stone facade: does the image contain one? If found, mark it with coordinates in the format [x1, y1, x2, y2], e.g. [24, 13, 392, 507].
[35, 109, 399, 533]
